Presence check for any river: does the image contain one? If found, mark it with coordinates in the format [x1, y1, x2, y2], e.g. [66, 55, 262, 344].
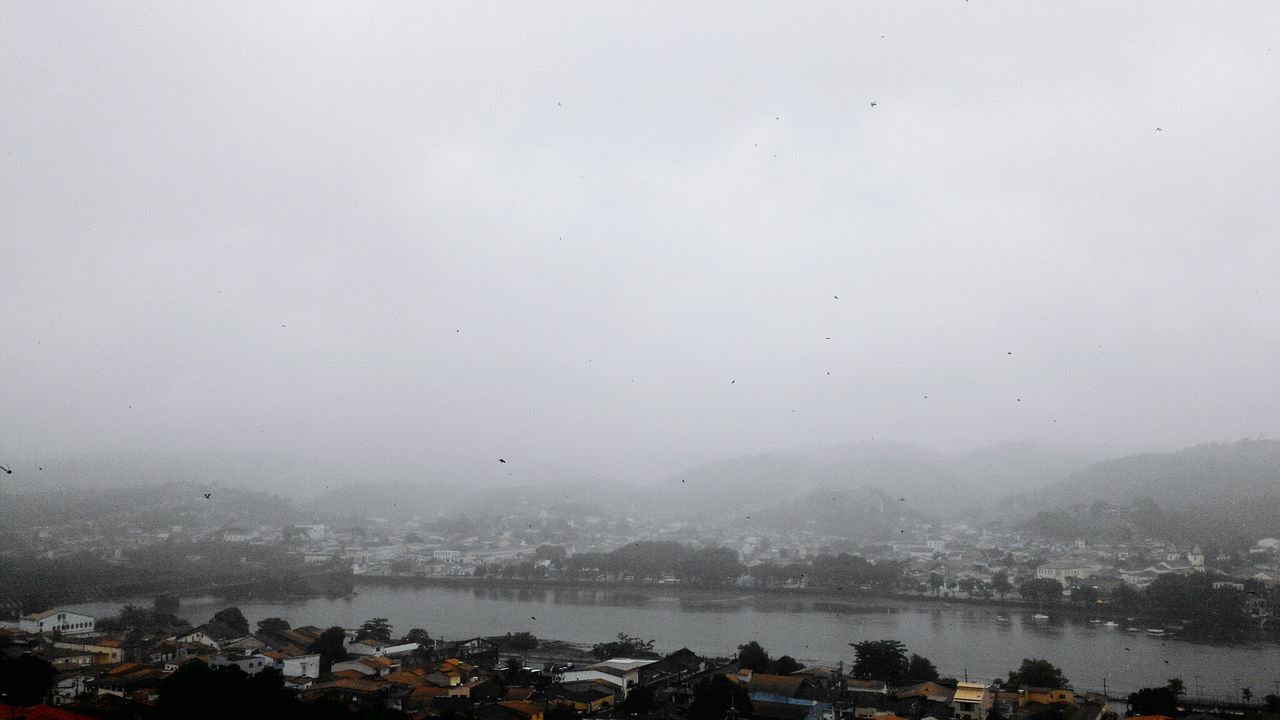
[68, 582, 1280, 699]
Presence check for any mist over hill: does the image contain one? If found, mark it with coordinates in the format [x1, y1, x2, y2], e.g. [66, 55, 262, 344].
[302, 439, 1110, 524]
[1016, 438, 1280, 509]
[1009, 439, 1280, 549]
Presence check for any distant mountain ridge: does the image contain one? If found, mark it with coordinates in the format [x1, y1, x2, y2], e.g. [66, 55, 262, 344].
[1017, 438, 1280, 509]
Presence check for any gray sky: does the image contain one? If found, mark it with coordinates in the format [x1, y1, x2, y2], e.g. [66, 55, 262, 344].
[3, 2, 1278, 487]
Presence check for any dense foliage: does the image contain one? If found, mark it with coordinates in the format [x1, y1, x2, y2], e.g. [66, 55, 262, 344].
[1005, 659, 1069, 689]
[850, 640, 938, 684]
[591, 632, 658, 660]
[568, 541, 742, 584]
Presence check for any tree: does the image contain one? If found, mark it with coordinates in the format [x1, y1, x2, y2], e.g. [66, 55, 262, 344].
[928, 572, 945, 596]
[1127, 686, 1178, 716]
[159, 660, 298, 720]
[1006, 659, 1069, 689]
[212, 607, 250, 636]
[406, 628, 432, 645]
[772, 656, 805, 675]
[1166, 678, 1184, 698]
[357, 617, 393, 643]
[992, 571, 1013, 601]
[0, 654, 55, 705]
[307, 626, 349, 672]
[906, 653, 939, 682]
[689, 673, 753, 720]
[1070, 585, 1100, 606]
[851, 640, 909, 684]
[592, 632, 657, 660]
[503, 656, 525, 683]
[1019, 578, 1063, 604]
[1242, 687, 1253, 704]
[737, 641, 771, 672]
[619, 685, 658, 715]
[1264, 694, 1280, 712]
[507, 631, 538, 651]
[257, 617, 291, 634]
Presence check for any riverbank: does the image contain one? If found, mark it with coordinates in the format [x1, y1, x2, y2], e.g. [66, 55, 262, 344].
[351, 574, 1269, 638]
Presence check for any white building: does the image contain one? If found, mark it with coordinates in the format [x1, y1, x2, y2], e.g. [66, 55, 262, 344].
[210, 653, 274, 675]
[276, 652, 322, 679]
[19, 609, 95, 636]
[1034, 563, 1097, 582]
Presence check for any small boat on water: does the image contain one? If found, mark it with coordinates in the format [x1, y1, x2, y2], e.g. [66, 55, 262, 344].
[1125, 626, 1142, 632]
[996, 615, 1010, 623]
[1147, 628, 1166, 636]
[1103, 621, 1119, 627]
[1032, 613, 1049, 621]
[1089, 619, 1101, 624]
[941, 602, 952, 608]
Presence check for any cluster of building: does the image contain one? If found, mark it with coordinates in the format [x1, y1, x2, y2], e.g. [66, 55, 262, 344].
[1, 605, 1122, 720]
[0, 605, 725, 718]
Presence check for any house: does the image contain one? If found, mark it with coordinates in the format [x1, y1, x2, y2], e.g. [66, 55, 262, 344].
[952, 682, 993, 720]
[94, 663, 165, 700]
[1020, 688, 1074, 706]
[754, 700, 826, 720]
[346, 637, 418, 657]
[426, 658, 478, 687]
[641, 647, 709, 683]
[559, 669, 631, 698]
[35, 646, 96, 671]
[0, 704, 97, 719]
[19, 609, 96, 636]
[54, 638, 124, 665]
[746, 672, 810, 700]
[176, 621, 245, 650]
[209, 652, 275, 675]
[550, 682, 616, 713]
[895, 682, 954, 704]
[475, 700, 545, 720]
[269, 651, 322, 679]
[847, 679, 890, 695]
[1035, 563, 1098, 583]
[51, 673, 95, 705]
[436, 637, 500, 668]
[333, 655, 399, 677]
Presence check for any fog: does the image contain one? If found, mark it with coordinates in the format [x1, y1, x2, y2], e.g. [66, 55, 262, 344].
[3, 3, 1278, 491]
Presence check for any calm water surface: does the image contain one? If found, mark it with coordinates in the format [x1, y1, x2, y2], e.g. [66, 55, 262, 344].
[71, 583, 1280, 698]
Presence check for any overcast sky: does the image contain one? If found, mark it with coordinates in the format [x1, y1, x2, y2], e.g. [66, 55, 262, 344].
[3, 3, 1279, 488]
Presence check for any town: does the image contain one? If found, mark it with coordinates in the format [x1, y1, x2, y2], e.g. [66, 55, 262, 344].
[6, 600, 1279, 720]
[3, 481, 1279, 635]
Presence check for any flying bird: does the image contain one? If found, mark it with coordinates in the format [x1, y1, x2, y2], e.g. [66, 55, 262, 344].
[202, 493, 211, 499]
[731, 380, 736, 384]
[870, 102, 877, 107]
[0, 465, 11, 474]
[1155, 127, 1163, 132]
[498, 458, 506, 463]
